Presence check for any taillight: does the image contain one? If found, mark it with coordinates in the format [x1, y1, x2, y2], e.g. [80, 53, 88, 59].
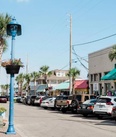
[67, 100, 69, 104]
[112, 107, 116, 111]
[87, 106, 93, 110]
[106, 102, 114, 105]
[40, 98, 42, 104]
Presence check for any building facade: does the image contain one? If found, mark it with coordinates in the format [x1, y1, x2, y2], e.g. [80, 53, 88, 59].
[30, 69, 69, 93]
[88, 45, 116, 95]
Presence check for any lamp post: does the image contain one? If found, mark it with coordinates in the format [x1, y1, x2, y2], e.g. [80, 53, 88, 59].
[6, 18, 21, 134]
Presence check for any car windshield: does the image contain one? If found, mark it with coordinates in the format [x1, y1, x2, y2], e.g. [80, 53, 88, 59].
[97, 98, 111, 103]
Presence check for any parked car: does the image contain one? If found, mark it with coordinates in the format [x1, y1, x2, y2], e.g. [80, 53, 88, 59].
[26, 95, 37, 105]
[0, 96, 7, 103]
[16, 96, 22, 103]
[34, 95, 51, 106]
[55, 94, 96, 113]
[40, 98, 52, 109]
[77, 98, 97, 117]
[47, 97, 56, 109]
[111, 106, 116, 121]
[93, 96, 116, 119]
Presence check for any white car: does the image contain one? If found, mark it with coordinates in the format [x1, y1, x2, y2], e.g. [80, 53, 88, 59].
[34, 96, 45, 106]
[40, 98, 52, 109]
[47, 97, 56, 109]
[93, 96, 116, 119]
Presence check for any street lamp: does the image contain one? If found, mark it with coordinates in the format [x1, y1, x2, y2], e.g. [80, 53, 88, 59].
[6, 18, 21, 134]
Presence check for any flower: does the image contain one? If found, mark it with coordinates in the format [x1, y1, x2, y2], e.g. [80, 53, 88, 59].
[1, 58, 24, 67]
[0, 107, 7, 113]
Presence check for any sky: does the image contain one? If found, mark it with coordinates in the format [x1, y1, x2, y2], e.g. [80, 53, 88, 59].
[0, 0, 116, 85]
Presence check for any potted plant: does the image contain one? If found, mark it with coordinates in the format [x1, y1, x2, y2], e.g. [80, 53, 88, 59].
[0, 107, 6, 114]
[1, 58, 24, 74]
[0, 106, 6, 118]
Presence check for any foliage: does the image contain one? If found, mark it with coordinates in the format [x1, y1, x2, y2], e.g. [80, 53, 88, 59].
[39, 65, 52, 84]
[0, 13, 11, 57]
[109, 45, 116, 61]
[1, 58, 24, 67]
[0, 106, 6, 113]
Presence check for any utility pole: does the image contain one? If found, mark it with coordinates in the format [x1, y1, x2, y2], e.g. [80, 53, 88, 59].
[69, 14, 72, 95]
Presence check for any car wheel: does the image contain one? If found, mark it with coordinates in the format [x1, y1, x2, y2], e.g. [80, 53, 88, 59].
[83, 114, 88, 117]
[44, 107, 48, 109]
[97, 115, 103, 119]
[71, 108, 77, 114]
[27, 99, 31, 105]
[62, 108, 67, 113]
[71, 100, 78, 108]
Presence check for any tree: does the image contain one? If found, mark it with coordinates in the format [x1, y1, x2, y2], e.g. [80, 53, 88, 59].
[39, 65, 52, 95]
[109, 45, 116, 62]
[0, 13, 11, 63]
[31, 71, 40, 95]
[15, 73, 24, 96]
[67, 67, 80, 94]
[0, 84, 9, 95]
[24, 73, 32, 95]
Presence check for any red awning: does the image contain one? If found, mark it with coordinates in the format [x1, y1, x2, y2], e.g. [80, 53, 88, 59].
[74, 80, 88, 89]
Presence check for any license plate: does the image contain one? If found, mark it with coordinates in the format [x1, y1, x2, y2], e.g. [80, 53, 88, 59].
[99, 105, 104, 108]
[82, 106, 86, 109]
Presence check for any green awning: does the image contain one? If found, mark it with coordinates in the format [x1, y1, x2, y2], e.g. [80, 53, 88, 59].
[55, 81, 69, 90]
[101, 68, 116, 80]
[36, 84, 48, 92]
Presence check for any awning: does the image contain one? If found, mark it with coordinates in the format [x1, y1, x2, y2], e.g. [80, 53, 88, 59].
[36, 84, 48, 92]
[101, 68, 116, 80]
[74, 80, 88, 89]
[55, 81, 69, 90]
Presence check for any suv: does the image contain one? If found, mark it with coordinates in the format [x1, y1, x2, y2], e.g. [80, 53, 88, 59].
[93, 96, 116, 119]
[24, 95, 37, 105]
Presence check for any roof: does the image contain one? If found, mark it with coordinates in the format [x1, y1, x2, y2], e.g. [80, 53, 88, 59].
[101, 68, 116, 80]
[74, 80, 88, 89]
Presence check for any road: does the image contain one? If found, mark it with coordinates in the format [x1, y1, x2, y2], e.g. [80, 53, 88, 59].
[2, 102, 116, 137]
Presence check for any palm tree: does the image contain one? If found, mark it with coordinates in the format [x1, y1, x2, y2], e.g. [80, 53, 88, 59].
[4, 84, 9, 95]
[0, 13, 11, 63]
[0, 84, 9, 95]
[109, 45, 116, 62]
[24, 73, 32, 95]
[31, 71, 40, 95]
[15, 73, 24, 96]
[67, 67, 80, 94]
[39, 65, 52, 95]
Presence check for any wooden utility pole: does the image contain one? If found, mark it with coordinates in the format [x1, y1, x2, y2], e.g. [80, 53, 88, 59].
[69, 15, 72, 95]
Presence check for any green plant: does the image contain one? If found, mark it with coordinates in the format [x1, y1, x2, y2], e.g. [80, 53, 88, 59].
[0, 107, 7, 113]
[1, 58, 24, 67]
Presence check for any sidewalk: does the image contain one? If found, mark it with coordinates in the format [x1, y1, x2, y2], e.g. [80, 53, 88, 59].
[0, 123, 21, 137]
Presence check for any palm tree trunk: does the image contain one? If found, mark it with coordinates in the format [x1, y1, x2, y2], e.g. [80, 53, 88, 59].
[0, 44, 4, 65]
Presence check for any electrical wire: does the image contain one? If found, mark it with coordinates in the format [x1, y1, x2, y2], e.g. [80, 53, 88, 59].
[72, 33, 116, 46]
[72, 48, 88, 71]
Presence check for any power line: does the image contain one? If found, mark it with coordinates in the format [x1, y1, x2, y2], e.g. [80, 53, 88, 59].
[72, 33, 116, 46]
[72, 48, 88, 71]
